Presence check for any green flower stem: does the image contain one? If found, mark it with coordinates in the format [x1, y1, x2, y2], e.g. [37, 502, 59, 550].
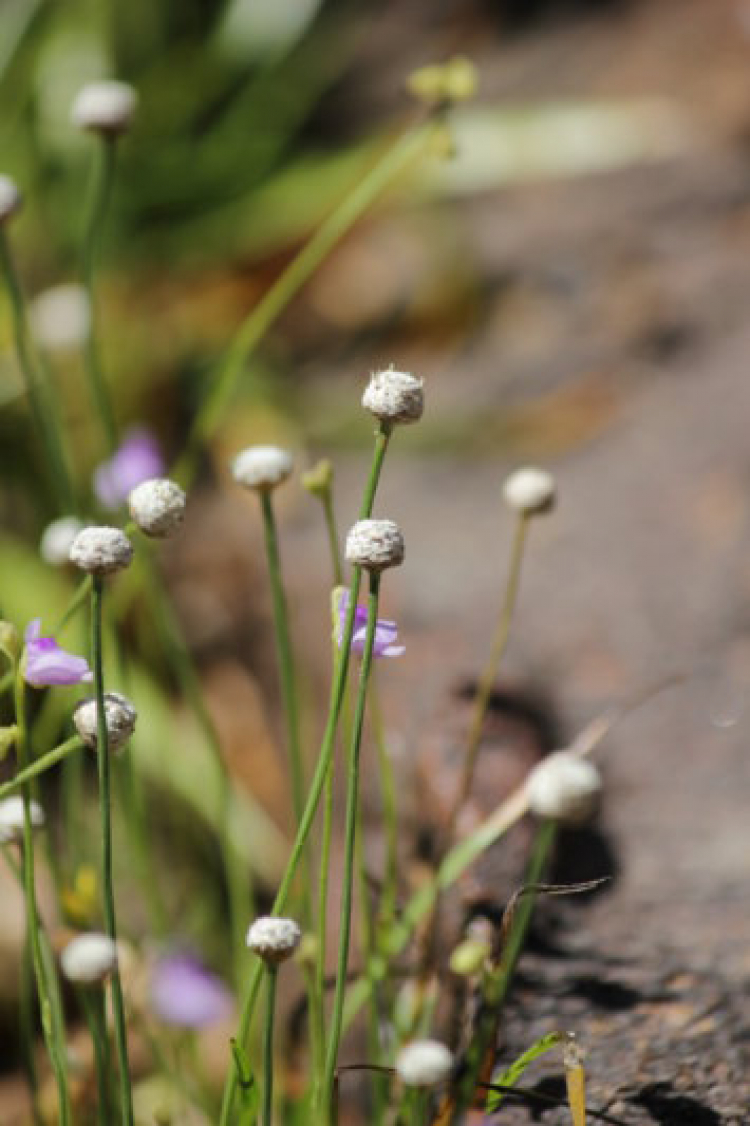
[219, 423, 392, 1125]
[13, 669, 72, 1125]
[448, 513, 529, 831]
[179, 124, 432, 477]
[261, 968, 278, 1126]
[259, 489, 308, 889]
[56, 576, 93, 636]
[81, 136, 118, 452]
[447, 821, 556, 1124]
[20, 931, 44, 1126]
[80, 987, 112, 1126]
[0, 735, 83, 800]
[370, 672, 398, 931]
[321, 489, 343, 586]
[322, 568, 382, 1112]
[0, 230, 75, 511]
[91, 575, 133, 1126]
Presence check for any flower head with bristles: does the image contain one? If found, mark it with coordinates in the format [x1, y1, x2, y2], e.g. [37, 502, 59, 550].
[231, 446, 294, 492]
[73, 692, 137, 754]
[60, 933, 118, 985]
[345, 519, 404, 571]
[503, 467, 556, 517]
[71, 81, 137, 135]
[395, 1040, 454, 1088]
[526, 751, 601, 825]
[69, 526, 133, 575]
[128, 478, 186, 538]
[0, 796, 45, 844]
[362, 368, 424, 426]
[246, 916, 301, 967]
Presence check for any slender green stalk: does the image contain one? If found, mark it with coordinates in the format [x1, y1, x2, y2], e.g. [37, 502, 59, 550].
[55, 576, 93, 636]
[259, 490, 307, 877]
[179, 124, 432, 477]
[14, 669, 72, 1125]
[322, 569, 382, 1111]
[81, 987, 112, 1126]
[370, 673, 398, 931]
[0, 230, 75, 511]
[81, 136, 118, 452]
[219, 423, 392, 1125]
[447, 513, 529, 831]
[91, 576, 133, 1126]
[19, 931, 44, 1126]
[261, 968, 278, 1126]
[0, 735, 83, 800]
[321, 489, 343, 586]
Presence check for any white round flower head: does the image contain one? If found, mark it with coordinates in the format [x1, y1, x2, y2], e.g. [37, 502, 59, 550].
[0, 175, 22, 223]
[503, 467, 557, 517]
[362, 368, 424, 425]
[71, 81, 137, 135]
[0, 796, 45, 844]
[69, 526, 133, 575]
[231, 446, 294, 492]
[40, 516, 84, 566]
[396, 1040, 454, 1088]
[345, 518, 404, 571]
[246, 916, 302, 966]
[29, 284, 91, 353]
[526, 751, 602, 825]
[73, 692, 137, 754]
[60, 932, 118, 985]
[128, 478, 186, 538]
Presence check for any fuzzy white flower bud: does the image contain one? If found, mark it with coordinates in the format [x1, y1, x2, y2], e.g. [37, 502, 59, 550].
[231, 446, 294, 492]
[362, 368, 424, 425]
[396, 1040, 454, 1088]
[0, 175, 22, 223]
[60, 932, 118, 985]
[526, 751, 602, 825]
[246, 916, 301, 966]
[69, 526, 133, 575]
[503, 467, 557, 517]
[73, 692, 137, 754]
[71, 81, 137, 135]
[40, 517, 84, 566]
[0, 796, 45, 844]
[30, 284, 91, 353]
[128, 478, 186, 538]
[345, 518, 404, 571]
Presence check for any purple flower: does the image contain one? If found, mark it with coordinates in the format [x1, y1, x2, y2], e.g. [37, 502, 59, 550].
[23, 620, 93, 688]
[150, 953, 233, 1029]
[337, 590, 404, 658]
[93, 428, 165, 509]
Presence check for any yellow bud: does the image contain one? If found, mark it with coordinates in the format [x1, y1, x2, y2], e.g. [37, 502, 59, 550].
[449, 936, 491, 976]
[301, 458, 334, 499]
[0, 621, 21, 664]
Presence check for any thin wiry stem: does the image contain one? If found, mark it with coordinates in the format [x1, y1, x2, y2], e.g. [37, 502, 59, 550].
[322, 568, 382, 1111]
[81, 136, 118, 452]
[91, 576, 133, 1125]
[261, 968, 278, 1126]
[218, 423, 392, 1125]
[14, 670, 72, 1125]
